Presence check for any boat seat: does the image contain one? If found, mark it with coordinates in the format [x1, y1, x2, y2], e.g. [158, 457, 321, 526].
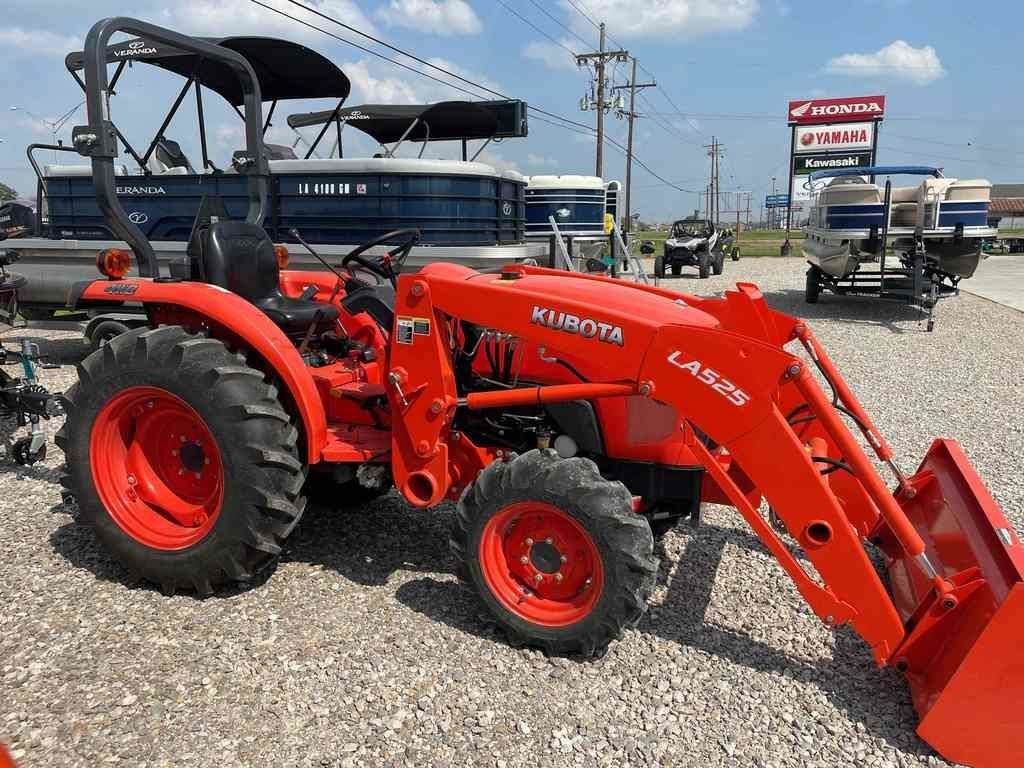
[890, 186, 917, 203]
[945, 179, 991, 201]
[234, 143, 298, 163]
[200, 220, 340, 338]
[43, 164, 128, 177]
[822, 177, 881, 206]
[147, 138, 195, 175]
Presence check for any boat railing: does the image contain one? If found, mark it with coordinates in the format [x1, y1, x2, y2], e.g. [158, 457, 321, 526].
[26, 143, 82, 236]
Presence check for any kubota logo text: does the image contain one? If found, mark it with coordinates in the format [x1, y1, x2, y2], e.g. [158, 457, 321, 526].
[531, 306, 624, 346]
[667, 352, 750, 406]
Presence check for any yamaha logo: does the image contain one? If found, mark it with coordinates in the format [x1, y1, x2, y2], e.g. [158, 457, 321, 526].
[128, 211, 149, 224]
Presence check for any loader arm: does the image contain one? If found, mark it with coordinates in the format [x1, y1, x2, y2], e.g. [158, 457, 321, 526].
[389, 264, 909, 657]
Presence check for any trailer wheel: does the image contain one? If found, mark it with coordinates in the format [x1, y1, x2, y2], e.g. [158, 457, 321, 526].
[654, 255, 665, 279]
[88, 319, 132, 350]
[698, 250, 711, 279]
[56, 325, 307, 595]
[451, 450, 657, 658]
[805, 267, 821, 304]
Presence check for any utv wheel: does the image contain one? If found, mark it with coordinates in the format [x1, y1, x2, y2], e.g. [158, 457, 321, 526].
[55, 325, 306, 595]
[654, 255, 665, 279]
[88, 319, 132, 350]
[670, 262, 683, 276]
[698, 251, 711, 279]
[712, 251, 724, 276]
[805, 267, 821, 304]
[731, 247, 741, 262]
[451, 450, 658, 658]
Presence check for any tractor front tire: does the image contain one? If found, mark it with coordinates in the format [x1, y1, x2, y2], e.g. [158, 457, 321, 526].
[654, 255, 665, 279]
[698, 250, 711, 279]
[56, 325, 307, 596]
[451, 450, 658, 658]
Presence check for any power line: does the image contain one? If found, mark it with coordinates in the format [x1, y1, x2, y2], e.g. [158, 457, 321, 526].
[494, 0, 578, 58]
[562, 0, 601, 32]
[254, 0, 696, 194]
[522, 0, 593, 51]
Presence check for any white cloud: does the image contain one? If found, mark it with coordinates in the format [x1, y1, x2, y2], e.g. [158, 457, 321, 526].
[826, 40, 945, 85]
[522, 39, 578, 72]
[377, 0, 481, 36]
[343, 59, 424, 104]
[158, 0, 377, 39]
[476, 150, 520, 173]
[0, 27, 80, 55]
[560, 0, 758, 40]
[527, 152, 557, 168]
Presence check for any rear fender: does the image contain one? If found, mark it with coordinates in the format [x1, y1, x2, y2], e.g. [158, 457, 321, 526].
[78, 278, 327, 462]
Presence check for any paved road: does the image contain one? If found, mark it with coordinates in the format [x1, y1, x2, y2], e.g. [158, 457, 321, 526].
[964, 253, 1024, 311]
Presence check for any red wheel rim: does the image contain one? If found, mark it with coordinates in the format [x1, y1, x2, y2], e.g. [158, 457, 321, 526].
[479, 501, 604, 627]
[90, 386, 224, 551]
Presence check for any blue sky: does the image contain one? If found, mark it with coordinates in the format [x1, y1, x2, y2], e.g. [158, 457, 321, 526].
[0, 0, 1019, 222]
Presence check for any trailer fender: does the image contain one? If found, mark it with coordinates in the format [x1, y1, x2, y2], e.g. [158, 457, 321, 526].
[77, 278, 327, 462]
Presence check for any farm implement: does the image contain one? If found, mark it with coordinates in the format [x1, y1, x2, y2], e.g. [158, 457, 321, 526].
[58, 19, 1023, 768]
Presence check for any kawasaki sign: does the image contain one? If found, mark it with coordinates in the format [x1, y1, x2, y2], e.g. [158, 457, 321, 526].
[793, 151, 873, 175]
[787, 95, 885, 125]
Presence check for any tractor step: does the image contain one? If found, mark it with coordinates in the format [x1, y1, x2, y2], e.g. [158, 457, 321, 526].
[321, 424, 391, 463]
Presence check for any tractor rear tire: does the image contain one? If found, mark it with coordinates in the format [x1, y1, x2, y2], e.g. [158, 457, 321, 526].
[698, 251, 711, 279]
[805, 267, 821, 304]
[654, 255, 665, 279]
[451, 450, 658, 658]
[56, 325, 307, 596]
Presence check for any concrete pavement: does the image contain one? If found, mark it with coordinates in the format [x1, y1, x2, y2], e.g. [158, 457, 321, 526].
[963, 253, 1024, 312]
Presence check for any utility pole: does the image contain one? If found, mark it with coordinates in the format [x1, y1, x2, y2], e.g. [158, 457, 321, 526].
[704, 138, 724, 225]
[610, 58, 655, 234]
[576, 23, 628, 178]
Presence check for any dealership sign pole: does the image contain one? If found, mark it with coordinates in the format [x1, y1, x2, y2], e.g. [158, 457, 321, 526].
[783, 94, 886, 255]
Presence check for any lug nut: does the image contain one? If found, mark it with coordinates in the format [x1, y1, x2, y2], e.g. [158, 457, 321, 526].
[126, 474, 137, 486]
[171, 449, 178, 457]
[560, 555, 568, 563]
[554, 573, 563, 582]
[525, 538, 534, 546]
[534, 573, 543, 583]
[545, 538, 553, 545]
[179, 435, 186, 443]
[519, 556, 529, 565]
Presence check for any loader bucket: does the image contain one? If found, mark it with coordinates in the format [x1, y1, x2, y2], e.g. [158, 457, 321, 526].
[885, 439, 1024, 768]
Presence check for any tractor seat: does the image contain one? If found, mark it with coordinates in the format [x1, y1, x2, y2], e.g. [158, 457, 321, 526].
[201, 220, 339, 337]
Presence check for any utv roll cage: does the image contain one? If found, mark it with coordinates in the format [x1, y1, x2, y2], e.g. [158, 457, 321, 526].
[69, 18, 277, 276]
[286, 99, 529, 161]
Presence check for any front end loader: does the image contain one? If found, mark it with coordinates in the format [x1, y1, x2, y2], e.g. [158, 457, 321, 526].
[59, 18, 1022, 768]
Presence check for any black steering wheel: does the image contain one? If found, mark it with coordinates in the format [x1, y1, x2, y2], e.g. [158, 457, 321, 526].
[342, 229, 421, 289]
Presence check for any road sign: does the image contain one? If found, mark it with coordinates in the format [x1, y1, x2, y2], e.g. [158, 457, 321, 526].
[765, 194, 790, 208]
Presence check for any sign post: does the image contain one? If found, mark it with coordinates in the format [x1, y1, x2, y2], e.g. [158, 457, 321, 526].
[784, 95, 886, 256]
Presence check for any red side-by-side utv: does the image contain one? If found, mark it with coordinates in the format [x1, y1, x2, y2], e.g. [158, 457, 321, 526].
[57, 19, 1022, 768]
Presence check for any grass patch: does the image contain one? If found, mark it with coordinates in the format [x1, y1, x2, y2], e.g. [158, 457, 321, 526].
[633, 229, 802, 258]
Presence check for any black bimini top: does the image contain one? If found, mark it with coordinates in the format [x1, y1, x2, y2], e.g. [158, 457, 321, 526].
[287, 100, 528, 144]
[65, 36, 350, 106]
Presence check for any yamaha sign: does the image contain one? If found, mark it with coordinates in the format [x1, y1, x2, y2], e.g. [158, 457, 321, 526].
[787, 95, 885, 125]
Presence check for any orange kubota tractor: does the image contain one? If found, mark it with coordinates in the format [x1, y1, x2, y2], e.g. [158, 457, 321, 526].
[59, 19, 1022, 768]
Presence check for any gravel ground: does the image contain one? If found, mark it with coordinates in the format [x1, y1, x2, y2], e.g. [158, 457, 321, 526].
[1, 257, 1021, 768]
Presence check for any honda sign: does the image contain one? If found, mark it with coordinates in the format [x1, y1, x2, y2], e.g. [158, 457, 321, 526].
[787, 95, 885, 125]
